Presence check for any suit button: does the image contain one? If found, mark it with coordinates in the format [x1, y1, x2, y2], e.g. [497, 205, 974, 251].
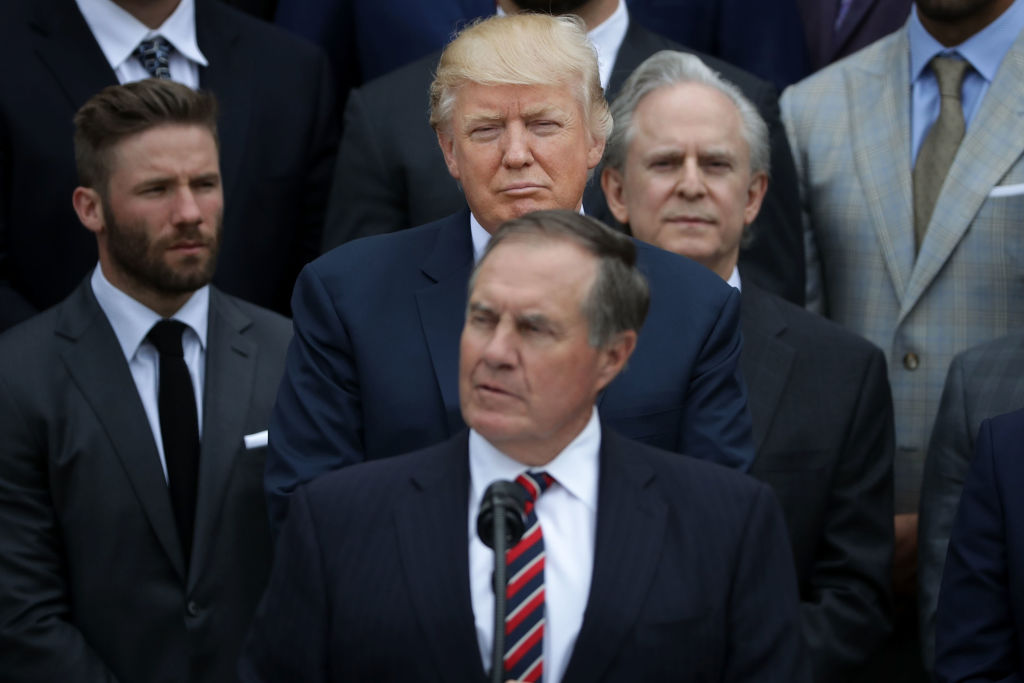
[903, 352, 919, 370]
[186, 600, 200, 617]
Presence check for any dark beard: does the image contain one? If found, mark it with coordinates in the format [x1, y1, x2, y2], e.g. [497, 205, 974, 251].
[916, 0, 999, 23]
[103, 196, 221, 295]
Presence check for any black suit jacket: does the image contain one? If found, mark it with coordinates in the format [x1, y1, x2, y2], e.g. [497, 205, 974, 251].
[243, 428, 810, 682]
[0, 0, 338, 330]
[323, 19, 806, 305]
[0, 280, 292, 682]
[740, 280, 894, 681]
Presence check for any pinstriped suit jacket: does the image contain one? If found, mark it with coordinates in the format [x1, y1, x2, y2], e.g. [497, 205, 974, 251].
[918, 332, 1024, 670]
[780, 24, 1024, 512]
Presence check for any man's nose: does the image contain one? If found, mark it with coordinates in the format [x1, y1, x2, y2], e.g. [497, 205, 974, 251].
[172, 186, 203, 224]
[502, 124, 534, 169]
[482, 319, 518, 368]
[675, 159, 705, 198]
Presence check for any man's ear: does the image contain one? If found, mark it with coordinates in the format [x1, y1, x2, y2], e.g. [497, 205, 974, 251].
[436, 129, 461, 180]
[594, 329, 638, 393]
[743, 171, 769, 226]
[601, 166, 630, 226]
[72, 187, 104, 235]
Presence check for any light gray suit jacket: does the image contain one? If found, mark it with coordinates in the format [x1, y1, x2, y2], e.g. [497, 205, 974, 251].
[917, 332, 1024, 671]
[781, 23, 1024, 512]
[0, 279, 292, 682]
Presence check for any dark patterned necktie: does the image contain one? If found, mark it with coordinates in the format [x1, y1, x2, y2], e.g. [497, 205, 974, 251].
[147, 319, 199, 563]
[503, 471, 555, 682]
[135, 36, 173, 80]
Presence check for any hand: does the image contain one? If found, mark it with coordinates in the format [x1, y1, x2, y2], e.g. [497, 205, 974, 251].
[892, 512, 918, 599]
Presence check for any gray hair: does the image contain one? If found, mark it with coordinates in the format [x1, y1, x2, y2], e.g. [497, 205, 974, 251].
[469, 210, 650, 348]
[604, 50, 769, 177]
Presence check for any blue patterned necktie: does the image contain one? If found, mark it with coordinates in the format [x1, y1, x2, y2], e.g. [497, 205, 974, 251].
[503, 471, 555, 682]
[135, 36, 173, 80]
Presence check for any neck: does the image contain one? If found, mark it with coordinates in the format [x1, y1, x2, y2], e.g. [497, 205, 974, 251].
[99, 259, 194, 318]
[917, 0, 1014, 47]
[111, 0, 181, 29]
[499, 0, 619, 31]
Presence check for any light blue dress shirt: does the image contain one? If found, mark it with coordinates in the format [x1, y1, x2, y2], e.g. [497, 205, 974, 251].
[908, 0, 1024, 163]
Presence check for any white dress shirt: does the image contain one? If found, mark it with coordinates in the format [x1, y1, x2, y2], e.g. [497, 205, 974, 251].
[468, 408, 601, 682]
[91, 265, 209, 481]
[75, 0, 208, 88]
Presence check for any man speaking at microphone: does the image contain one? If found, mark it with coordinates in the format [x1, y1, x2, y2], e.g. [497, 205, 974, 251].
[241, 210, 809, 682]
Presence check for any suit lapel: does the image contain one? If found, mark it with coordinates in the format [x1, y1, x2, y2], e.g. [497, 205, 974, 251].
[847, 30, 916, 307]
[831, 0, 877, 60]
[58, 282, 186, 580]
[562, 430, 667, 683]
[187, 290, 256, 588]
[28, 0, 117, 110]
[195, 0, 251, 215]
[739, 285, 795, 451]
[393, 434, 485, 680]
[902, 32, 1024, 319]
[416, 212, 475, 434]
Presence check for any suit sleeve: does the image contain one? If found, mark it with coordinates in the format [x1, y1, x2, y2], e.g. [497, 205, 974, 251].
[295, 47, 341, 275]
[239, 485, 328, 682]
[0, 374, 119, 682]
[0, 115, 39, 331]
[919, 355, 979, 672]
[735, 79, 806, 307]
[779, 85, 825, 314]
[321, 84, 408, 251]
[724, 484, 812, 682]
[933, 418, 1024, 683]
[680, 285, 756, 471]
[265, 263, 363, 534]
[801, 347, 894, 680]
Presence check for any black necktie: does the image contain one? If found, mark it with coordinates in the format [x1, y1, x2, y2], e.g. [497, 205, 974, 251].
[148, 319, 199, 564]
[135, 36, 173, 80]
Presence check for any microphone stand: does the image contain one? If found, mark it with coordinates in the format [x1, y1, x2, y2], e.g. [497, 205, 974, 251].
[477, 481, 527, 683]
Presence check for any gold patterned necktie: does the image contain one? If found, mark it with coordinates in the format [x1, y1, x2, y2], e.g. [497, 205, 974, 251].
[913, 56, 969, 251]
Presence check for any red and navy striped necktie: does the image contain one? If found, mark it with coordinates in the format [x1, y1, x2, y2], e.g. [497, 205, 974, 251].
[504, 471, 555, 682]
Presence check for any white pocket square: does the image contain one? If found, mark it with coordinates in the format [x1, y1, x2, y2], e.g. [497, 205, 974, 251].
[988, 183, 1024, 198]
[244, 430, 269, 449]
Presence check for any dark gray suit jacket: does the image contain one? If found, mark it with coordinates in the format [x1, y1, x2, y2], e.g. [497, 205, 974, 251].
[741, 280, 894, 681]
[918, 332, 1024, 671]
[323, 19, 806, 305]
[0, 279, 292, 682]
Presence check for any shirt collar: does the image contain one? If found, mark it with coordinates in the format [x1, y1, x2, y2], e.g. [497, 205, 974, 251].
[469, 204, 587, 264]
[908, 0, 1023, 84]
[469, 407, 601, 513]
[90, 264, 210, 360]
[726, 266, 742, 291]
[75, 0, 208, 73]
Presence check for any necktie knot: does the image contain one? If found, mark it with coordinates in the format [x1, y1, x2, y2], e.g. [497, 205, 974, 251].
[135, 36, 173, 80]
[515, 471, 554, 512]
[931, 56, 969, 100]
[148, 319, 188, 358]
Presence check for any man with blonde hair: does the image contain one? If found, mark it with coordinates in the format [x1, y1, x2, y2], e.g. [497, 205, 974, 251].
[265, 13, 754, 534]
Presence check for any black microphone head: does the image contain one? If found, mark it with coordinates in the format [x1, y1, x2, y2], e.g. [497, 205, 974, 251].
[477, 480, 529, 550]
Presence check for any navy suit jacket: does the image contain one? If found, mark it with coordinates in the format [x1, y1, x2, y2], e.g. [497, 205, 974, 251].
[243, 428, 810, 682]
[0, 0, 338, 329]
[934, 408, 1024, 683]
[266, 210, 754, 531]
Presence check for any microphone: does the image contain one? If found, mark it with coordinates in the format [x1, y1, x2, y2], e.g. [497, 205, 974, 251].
[476, 481, 529, 683]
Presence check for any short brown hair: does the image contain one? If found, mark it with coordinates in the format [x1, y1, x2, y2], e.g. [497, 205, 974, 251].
[73, 79, 219, 191]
